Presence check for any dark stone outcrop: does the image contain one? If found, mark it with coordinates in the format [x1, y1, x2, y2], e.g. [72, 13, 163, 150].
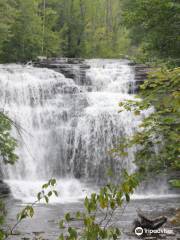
[134, 212, 167, 230]
[0, 180, 10, 196]
[33, 58, 90, 86]
[34, 58, 151, 94]
[132, 64, 152, 93]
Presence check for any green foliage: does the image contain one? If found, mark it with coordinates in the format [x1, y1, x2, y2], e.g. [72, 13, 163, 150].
[39, 0, 60, 57]
[121, 0, 180, 64]
[0, 0, 60, 62]
[4, 178, 58, 238]
[0, 0, 17, 60]
[0, 0, 180, 61]
[80, 0, 131, 58]
[0, 112, 18, 165]
[59, 171, 139, 239]
[2, 0, 42, 62]
[116, 67, 180, 185]
[169, 179, 180, 188]
[0, 174, 57, 239]
[0, 111, 18, 239]
[0, 0, 132, 62]
[0, 201, 6, 240]
[2, 0, 61, 62]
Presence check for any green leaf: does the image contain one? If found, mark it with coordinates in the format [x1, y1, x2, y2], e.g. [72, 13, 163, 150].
[44, 196, 49, 204]
[42, 183, 49, 189]
[125, 193, 130, 202]
[59, 220, 65, 229]
[37, 192, 41, 201]
[48, 191, 52, 197]
[53, 190, 58, 197]
[50, 178, 56, 186]
[65, 213, 71, 222]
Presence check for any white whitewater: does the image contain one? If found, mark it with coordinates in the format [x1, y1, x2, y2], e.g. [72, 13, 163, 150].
[0, 60, 151, 203]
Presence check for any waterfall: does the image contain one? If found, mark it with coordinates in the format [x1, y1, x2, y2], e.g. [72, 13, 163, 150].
[0, 60, 149, 203]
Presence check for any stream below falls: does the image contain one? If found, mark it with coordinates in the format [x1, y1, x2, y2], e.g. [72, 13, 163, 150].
[4, 196, 180, 240]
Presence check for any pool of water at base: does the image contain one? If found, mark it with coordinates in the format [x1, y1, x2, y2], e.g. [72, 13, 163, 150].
[3, 196, 180, 240]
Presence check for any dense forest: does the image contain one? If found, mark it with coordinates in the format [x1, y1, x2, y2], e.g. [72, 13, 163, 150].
[0, 0, 179, 63]
[0, 0, 180, 239]
[0, 0, 130, 61]
[0, 0, 180, 63]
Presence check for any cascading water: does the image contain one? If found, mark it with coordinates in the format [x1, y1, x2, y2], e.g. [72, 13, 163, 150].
[0, 60, 149, 203]
[71, 59, 141, 181]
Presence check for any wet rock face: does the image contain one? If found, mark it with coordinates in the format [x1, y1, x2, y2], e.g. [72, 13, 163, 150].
[132, 64, 151, 93]
[0, 180, 10, 195]
[35, 58, 150, 94]
[132, 208, 180, 240]
[34, 58, 90, 86]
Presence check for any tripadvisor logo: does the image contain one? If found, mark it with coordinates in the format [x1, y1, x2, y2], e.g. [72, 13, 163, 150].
[135, 227, 174, 236]
[135, 227, 143, 236]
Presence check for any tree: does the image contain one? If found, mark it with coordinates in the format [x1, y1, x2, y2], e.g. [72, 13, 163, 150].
[2, 0, 60, 62]
[116, 67, 180, 187]
[54, 0, 131, 58]
[2, 0, 43, 62]
[0, 0, 16, 61]
[115, 0, 180, 187]
[121, 0, 180, 64]
[39, 0, 60, 57]
[0, 111, 18, 239]
[0, 0, 133, 61]
[57, 0, 86, 57]
[0, 112, 18, 165]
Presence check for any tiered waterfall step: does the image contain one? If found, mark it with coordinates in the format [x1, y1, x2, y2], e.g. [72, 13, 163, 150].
[34, 58, 90, 86]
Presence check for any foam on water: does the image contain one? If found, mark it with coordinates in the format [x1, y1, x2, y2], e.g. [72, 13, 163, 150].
[132, 194, 180, 200]
[5, 179, 92, 204]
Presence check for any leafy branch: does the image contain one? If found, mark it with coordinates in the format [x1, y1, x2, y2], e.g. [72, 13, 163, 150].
[4, 178, 58, 239]
[115, 67, 180, 184]
[59, 171, 140, 240]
